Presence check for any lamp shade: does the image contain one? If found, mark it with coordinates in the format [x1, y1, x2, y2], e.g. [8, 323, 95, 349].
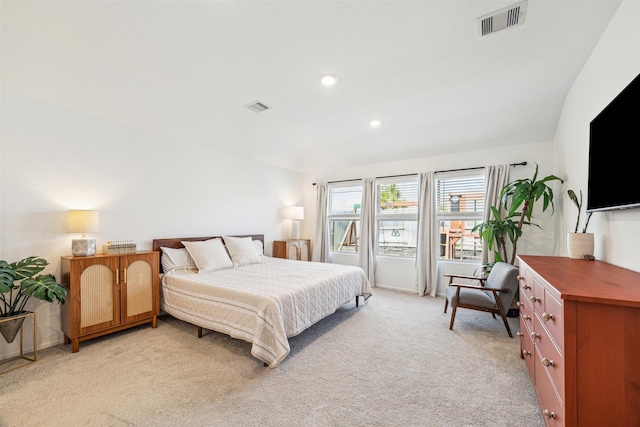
[287, 206, 304, 221]
[67, 210, 99, 257]
[67, 210, 100, 235]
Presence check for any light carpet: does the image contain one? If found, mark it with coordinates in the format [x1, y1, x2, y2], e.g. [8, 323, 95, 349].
[0, 288, 543, 426]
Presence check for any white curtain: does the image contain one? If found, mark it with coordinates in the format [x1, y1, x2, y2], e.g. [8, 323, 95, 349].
[359, 178, 376, 286]
[416, 172, 438, 296]
[482, 164, 511, 265]
[312, 182, 329, 263]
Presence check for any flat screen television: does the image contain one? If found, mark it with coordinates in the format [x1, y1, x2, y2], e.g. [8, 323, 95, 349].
[587, 73, 640, 212]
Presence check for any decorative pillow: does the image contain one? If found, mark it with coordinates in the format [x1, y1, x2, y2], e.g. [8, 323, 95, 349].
[182, 238, 233, 273]
[160, 247, 195, 272]
[223, 236, 262, 266]
[253, 239, 264, 255]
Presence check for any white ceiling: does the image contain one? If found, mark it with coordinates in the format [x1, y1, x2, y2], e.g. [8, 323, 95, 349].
[2, 1, 622, 172]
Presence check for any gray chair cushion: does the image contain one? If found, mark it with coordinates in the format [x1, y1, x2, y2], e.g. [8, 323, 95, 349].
[446, 285, 496, 309]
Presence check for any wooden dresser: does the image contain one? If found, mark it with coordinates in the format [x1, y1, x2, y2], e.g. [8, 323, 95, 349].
[273, 239, 310, 261]
[61, 251, 159, 352]
[517, 255, 640, 426]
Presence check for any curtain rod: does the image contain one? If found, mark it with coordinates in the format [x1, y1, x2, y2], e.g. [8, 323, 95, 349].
[312, 161, 527, 186]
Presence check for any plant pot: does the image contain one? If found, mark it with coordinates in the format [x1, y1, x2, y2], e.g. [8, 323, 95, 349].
[0, 314, 26, 344]
[567, 233, 594, 259]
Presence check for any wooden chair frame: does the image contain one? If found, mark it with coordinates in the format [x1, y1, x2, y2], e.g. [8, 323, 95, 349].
[443, 273, 513, 337]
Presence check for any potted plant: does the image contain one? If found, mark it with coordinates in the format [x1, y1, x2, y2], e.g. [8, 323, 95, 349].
[474, 164, 564, 265]
[0, 256, 66, 343]
[473, 206, 522, 264]
[566, 189, 594, 259]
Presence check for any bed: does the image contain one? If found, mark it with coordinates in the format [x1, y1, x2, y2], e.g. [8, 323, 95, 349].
[151, 235, 372, 367]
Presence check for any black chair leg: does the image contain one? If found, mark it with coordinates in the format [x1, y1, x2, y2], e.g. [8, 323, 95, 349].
[500, 312, 513, 338]
[449, 304, 458, 330]
[449, 288, 462, 331]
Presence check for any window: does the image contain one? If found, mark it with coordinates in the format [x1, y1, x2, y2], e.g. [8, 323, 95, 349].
[436, 170, 485, 261]
[328, 183, 362, 253]
[376, 177, 419, 257]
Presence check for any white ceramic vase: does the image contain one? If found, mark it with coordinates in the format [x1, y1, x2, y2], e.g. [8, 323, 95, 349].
[567, 233, 594, 259]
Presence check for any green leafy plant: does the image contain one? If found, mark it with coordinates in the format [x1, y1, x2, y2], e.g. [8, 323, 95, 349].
[0, 256, 66, 317]
[474, 164, 563, 265]
[567, 189, 592, 233]
[473, 206, 522, 263]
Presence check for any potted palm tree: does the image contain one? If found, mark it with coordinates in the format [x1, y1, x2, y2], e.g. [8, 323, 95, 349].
[0, 256, 66, 343]
[566, 189, 594, 259]
[475, 164, 563, 265]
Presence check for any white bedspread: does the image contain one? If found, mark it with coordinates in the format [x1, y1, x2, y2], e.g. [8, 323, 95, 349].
[161, 256, 372, 367]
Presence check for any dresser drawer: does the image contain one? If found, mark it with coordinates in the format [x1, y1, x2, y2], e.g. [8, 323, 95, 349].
[535, 349, 564, 426]
[531, 276, 546, 314]
[519, 300, 534, 332]
[519, 269, 535, 307]
[541, 289, 564, 350]
[535, 314, 564, 404]
[520, 327, 535, 381]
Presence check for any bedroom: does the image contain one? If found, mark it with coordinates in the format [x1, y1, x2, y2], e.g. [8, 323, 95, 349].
[1, 0, 639, 425]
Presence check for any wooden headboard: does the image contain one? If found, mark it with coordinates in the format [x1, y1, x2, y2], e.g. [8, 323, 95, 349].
[152, 234, 265, 273]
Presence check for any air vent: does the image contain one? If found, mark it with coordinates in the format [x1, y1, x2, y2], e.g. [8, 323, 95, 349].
[477, 0, 527, 38]
[244, 100, 271, 113]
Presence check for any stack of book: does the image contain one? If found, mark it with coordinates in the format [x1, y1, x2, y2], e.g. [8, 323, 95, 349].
[103, 241, 137, 254]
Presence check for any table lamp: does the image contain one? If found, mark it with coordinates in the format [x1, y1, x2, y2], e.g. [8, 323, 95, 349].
[287, 206, 304, 240]
[67, 210, 100, 256]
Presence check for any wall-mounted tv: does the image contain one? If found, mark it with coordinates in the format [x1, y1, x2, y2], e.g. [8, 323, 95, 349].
[587, 73, 640, 212]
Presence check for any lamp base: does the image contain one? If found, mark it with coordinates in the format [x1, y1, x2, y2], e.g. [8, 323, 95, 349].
[72, 239, 96, 256]
[290, 221, 300, 240]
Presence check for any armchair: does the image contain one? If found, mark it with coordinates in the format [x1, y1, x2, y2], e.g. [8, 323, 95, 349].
[443, 262, 520, 337]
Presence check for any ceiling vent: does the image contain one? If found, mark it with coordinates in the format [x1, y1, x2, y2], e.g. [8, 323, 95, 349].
[477, 0, 527, 38]
[244, 100, 271, 113]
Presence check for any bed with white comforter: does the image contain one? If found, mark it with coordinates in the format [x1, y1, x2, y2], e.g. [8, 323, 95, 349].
[161, 255, 372, 367]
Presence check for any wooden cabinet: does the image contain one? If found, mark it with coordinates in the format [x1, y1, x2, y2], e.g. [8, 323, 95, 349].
[517, 255, 640, 427]
[60, 251, 159, 352]
[273, 239, 310, 261]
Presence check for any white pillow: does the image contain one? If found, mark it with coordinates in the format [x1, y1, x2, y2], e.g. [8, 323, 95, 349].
[253, 239, 264, 255]
[160, 247, 195, 272]
[223, 236, 262, 266]
[182, 238, 233, 273]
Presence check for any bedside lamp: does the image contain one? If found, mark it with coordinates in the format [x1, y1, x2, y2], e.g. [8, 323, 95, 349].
[287, 206, 304, 240]
[67, 210, 100, 256]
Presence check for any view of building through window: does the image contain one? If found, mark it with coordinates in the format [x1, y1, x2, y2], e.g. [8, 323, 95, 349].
[327, 170, 486, 261]
[436, 171, 485, 261]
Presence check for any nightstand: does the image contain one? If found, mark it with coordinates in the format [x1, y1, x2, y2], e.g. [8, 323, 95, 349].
[273, 239, 310, 261]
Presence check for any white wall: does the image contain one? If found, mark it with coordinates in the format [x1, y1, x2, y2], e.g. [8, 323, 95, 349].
[302, 140, 557, 296]
[554, 0, 640, 272]
[0, 91, 303, 359]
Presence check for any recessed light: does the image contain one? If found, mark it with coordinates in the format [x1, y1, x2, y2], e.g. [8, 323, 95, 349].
[370, 120, 382, 127]
[321, 74, 338, 86]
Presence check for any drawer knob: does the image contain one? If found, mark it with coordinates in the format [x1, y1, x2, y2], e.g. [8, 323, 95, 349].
[531, 332, 540, 340]
[522, 349, 532, 357]
[516, 301, 523, 308]
[530, 296, 541, 303]
[543, 409, 556, 419]
[542, 312, 555, 321]
[517, 275, 523, 280]
[522, 284, 531, 290]
[522, 315, 531, 321]
[516, 332, 524, 337]
[542, 357, 555, 367]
